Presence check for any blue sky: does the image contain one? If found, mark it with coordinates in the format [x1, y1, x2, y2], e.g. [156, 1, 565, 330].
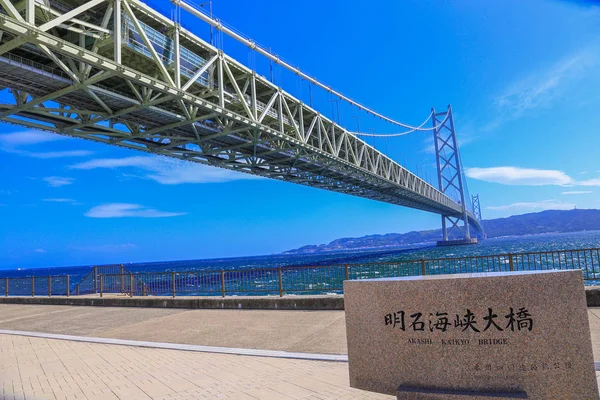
[1, 0, 599, 268]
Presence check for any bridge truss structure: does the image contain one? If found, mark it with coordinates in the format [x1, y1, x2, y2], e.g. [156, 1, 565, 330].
[0, 0, 483, 237]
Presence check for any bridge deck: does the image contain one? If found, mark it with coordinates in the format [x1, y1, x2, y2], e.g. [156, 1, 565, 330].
[0, 0, 482, 231]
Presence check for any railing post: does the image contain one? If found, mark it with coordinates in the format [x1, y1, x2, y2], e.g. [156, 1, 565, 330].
[509, 253, 514, 272]
[421, 259, 426, 276]
[31, 277, 35, 297]
[345, 264, 349, 281]
[121, 265, 125, 294]
[130, 274, 134, 297]
[48, 276, 51, 297]
[278, 267, 283, 297]
[5, 277, 8, 297]
[221, 270, 225, 298]
[172, 272, 176, 298]
[76, 282, 80, 296]
[94, 266, 98, 293]
[142, 282, 147, 296]
[100, 275, 104, 297]
[66, 276, 70, 297]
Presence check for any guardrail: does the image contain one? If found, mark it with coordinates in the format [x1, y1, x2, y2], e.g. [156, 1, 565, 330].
[3, 247, 600, 298]
[96, 247, 600, 298]
[72, 265, 137, 295]
[0, 275, 70, 297]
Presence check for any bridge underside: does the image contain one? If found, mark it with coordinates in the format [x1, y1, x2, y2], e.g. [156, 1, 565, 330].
[0, 0, 483, 234]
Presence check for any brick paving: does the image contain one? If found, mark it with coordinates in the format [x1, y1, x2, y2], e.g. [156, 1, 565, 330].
[2, 306, 600, 399]
[0, 334, 392, 400]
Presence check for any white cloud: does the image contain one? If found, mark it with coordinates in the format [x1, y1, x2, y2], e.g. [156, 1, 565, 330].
[495, 48, 598, 117]
[43, 198, 77, 203]
[0, 131, 92, 159]
[465, 167, 574, 186]
[85, 203, 186, 218]
[466, 166, 600, 188]
[579, 178, 600, 187]
[455, 43, 600, 144]
[0, 131, 65, 146]
[70, 155, 259, 185]
[34, 248, 47, 254]
[486, 200, 576, 212]
[27, 150, 93, 159]
[69, 243, 137, 253]
[424, 145, 435, 155]
[43, 176, 75, 187]
[70, 156, 154, 170]
[561, 191, 592, 195]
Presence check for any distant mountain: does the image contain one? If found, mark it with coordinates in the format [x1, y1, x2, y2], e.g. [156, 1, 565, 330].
[282, 209, 600, 254]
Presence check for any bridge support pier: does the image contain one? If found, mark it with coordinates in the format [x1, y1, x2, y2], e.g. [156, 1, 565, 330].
[437, 238, 478, 247]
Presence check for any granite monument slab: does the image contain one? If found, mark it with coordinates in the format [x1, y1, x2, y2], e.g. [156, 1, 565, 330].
[344, 270, 598, 400]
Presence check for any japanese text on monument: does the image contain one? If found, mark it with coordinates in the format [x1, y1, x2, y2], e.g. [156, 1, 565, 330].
[384, 308, 533, 332]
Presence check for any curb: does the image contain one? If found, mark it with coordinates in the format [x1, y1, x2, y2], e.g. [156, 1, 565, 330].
[1, 288, 599, 309]
[0, 329, 348, 362]
[0, 295, 345, 310]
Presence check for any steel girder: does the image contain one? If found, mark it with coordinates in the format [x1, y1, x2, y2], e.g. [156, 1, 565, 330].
[0, 0, 469, 218]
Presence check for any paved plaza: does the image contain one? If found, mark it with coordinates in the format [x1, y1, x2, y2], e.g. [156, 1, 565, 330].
[0, 333, 392, 400]
[0, 304, 348, 355]
[1, 304, 600, 399]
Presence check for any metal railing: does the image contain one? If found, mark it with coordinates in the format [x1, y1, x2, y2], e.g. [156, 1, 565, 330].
[0, 275, 70, 297]
[421, 248, 600, 276]
[72, 265, 136, 295]
[2, 248, 600, 298]
[0, 264, 139, 297]
[93, 248, 600, 298]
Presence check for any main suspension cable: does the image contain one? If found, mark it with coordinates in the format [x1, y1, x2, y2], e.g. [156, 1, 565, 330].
[351, 111, 450, 137]
[175, 0, 437, 131]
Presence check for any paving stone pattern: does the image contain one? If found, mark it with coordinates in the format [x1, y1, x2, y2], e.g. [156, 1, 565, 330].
[0, 334, 392, 400]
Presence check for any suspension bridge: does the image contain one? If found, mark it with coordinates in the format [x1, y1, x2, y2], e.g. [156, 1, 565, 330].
[0, 0, 484, 244]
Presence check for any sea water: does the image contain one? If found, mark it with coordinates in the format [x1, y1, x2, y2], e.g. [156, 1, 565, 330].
[1, 231, 599, 287]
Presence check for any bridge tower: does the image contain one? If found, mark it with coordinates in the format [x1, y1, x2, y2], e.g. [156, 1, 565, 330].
[471, 194, 486, 239]
[432, 105, 478, 246]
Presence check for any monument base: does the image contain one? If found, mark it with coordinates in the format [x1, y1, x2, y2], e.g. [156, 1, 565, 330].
[436, 238, 478, 246]
[397, 386, 527, 399]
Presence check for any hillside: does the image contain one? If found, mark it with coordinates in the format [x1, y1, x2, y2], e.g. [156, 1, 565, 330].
[282, 209, 600, 254]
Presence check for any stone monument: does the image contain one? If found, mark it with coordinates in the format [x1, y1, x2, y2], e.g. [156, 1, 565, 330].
[344, 270, 599, 400]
